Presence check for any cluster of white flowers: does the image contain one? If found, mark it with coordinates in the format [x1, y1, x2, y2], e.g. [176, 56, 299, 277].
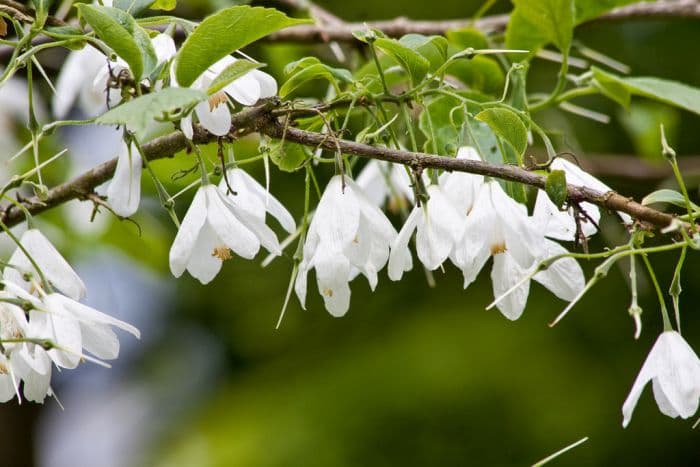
[0, 229, 139, 403]
[53, 31, 277, 219]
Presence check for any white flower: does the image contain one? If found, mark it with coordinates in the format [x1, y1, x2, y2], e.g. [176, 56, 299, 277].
[106, 141, 142, 217]
[533, 159, 632, 241]
[295, 175, 397, 317]
[355, 160, 416, 209]
[622, 330, 700, 427]
[388, 184, 464, 280]
[169, 181, 289, 284]
[4, 228, 86, 300]
[175, 55, 277, 139]
[218, 168, 296, 235]
[454, 181, 544, 320]
[53, 44, 108, 118]
[53, 34, 177, 118]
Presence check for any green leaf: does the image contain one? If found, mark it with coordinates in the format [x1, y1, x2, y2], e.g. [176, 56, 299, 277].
[150, 0, 176, 11]
[506, 0, 575, 54]
[545, 169, 568, 209]
[641, 189, 700, 211]
[445, 54, 504, 96]
[475, 108, 528, 157]
[76, 4, 157, 79]
[207, 60, 264, 96]
[445, 27, 488, 50]
[269, 140, 308, 172]
[374, 37, 430, 85]
[592, 67, 700, 116]
[398, 34, 449, 72]
[175, 6, 310, 87]
[95, 88, 207, 132]
[280, 57, 353, 97]
[419, 95, 465, 155]
[575, 0, 646, 24]
[113, 0, 155, 16]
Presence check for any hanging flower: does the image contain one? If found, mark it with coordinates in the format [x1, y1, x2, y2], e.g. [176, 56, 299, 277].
[106, 141, 142, 217]
[4, 228, 86, 300]
[355, 159, 415, 211]
[388, 184, 464, 280]
[622, 330, 700, 427]
[169, 181, 288, 284]
[54, 34, 177, 118]
[174, 55, 278, 139]
[533, 158, 632, 241]
[295, 175, 398, 317]
[453, 181, 545, 320]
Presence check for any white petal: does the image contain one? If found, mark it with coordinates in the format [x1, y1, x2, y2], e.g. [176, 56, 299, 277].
[294, 263, 309, 309]
[169, 187, 208, 278]
[314, 175, 361, 252]
[151, 34, 177, 63]
[232, 168, 296, 233]
[388, 208, 419, 281]
[347, 178, 397, 243]
[652, 332, 700, 419]
[55, 294, 140, 338]
[107, 143, 142, 217]
[180, 113, 194, 139]
[491, 252, 530, 320]
[53, 45, 105, 118]
[5, 229, 87, 300]
[185, 222, 224, 284]
[206, 186, 260, 259]
[313, 243, 352, 317]
[224, 72, 262, 106]
[42, 295, 82, 369]
[251, 70, 278, 98]
[533, 239, 585, 301]
[195, 99, 231, 136]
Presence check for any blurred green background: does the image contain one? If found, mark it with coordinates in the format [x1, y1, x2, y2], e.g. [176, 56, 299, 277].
[2, 1, 700, 466]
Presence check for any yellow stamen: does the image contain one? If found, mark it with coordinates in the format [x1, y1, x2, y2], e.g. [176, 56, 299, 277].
[212, 246, 233, 261]
[490, 242, 507, 255]
[323, 288, 334, 297]
[208, 92, 228, 111]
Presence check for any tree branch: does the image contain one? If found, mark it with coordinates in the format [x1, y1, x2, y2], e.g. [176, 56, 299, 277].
[0, 102, 678, 230]
[264, 0, 700, 42]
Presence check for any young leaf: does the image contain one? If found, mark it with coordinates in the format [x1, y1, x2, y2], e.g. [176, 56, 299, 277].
[207, 60, 264, 96]
[269, 140, 309, 172]
[374, 37, 430, 85]
[150, 0, 176, 11]
[175, 6, 310, 87]
[280, 58, 353, 97]
[113, 0, 155, 16]
[545, 169, 568, 209]
[76, 4, 157, 79]
[95, 88, 207, 133]
[399, 34, 449, 72]
[641, 189, 700, 211]
[575, 0, 643, 24]
[592, 67, 700, 116]
[506, 0, 575, 54]
[475, 107, 528, 157]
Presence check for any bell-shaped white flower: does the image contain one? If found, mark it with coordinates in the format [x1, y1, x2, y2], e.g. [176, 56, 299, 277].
[355, 160, 415, 209]
[4, 228, 86, 300]
[170, 181, 288, 284]
[454, 181, 544, 320]
[54, 34, 177, 118]
[622, 330, 700, 428]
[295, 175, 398, 317]
[388, 184, 464, 280]
[439, 146, 484, 216]
[106, 141, 142, 217]
[218, 168, 296, 236]
[53, 44, 107, 118]
[175, 55, 277, 139]
[533, 159, 632, 241]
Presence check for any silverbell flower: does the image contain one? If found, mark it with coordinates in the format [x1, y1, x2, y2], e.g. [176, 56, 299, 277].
[106, 141, 142, 217]
[4, 228, 86, 300]
[173, 55, 277, 139]
[622, 330, 700, 427]
[295, 175, 398, 317]
[169, 176, 292, 284]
